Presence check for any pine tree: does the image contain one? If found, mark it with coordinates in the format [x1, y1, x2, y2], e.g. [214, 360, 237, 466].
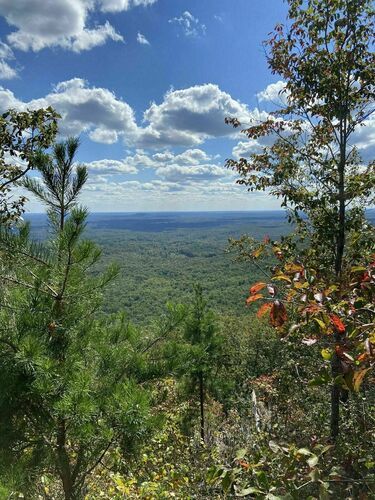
[23, 137, 87, 231]
[0, 139, 157, 498]
[177, 285, 223, 443]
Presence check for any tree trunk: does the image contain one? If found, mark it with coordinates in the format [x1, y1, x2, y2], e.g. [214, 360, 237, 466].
[335, 161, 346, 276]
[330, 336, 341, 441]
[199, 371, 205, 443]
[330, 127, 348, 441]
[57, 420, 75, 499]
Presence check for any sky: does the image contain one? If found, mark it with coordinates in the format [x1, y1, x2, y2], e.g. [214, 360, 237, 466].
[0, 0, 372, 212]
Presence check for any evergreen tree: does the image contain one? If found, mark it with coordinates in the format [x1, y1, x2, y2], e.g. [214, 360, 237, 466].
[0, 139, 157, 498]
[177, 285, 223, 443]
[23, 137, 88, 231]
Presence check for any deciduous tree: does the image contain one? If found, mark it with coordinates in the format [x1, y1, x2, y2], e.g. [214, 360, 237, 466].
[226, 0, 375, 439]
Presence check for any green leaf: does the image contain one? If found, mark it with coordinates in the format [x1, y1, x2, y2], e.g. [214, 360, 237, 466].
[221, 471, 233, 492]
[235, 448, 247, 460]
[307, 454, 319, 467]
[236, 486, 263, 496]
[314, 318, 326, 331]
[297, 448, 312, 456]
[321, 348, 332, 361]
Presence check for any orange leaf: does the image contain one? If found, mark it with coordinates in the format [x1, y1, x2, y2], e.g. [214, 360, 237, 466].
[252, 246, 263, 259]
[246, 293, 263, 304]
[270, 300, 287, 327]
[250, 282, 267, 294]
[303, 304, 321, 314]
[257, 302, 273, 318]
[284, 262, 304, 274]
[353, 368, 371, 392]
[329, 314, 346, 334]
[356, 353, 368, 363]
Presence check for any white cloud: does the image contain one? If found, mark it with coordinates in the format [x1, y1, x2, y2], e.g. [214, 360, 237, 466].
[85, 149, 222, 178]
[99, 0, 157, 13]
[82, 147, 231, 186]
[0, 85, 22, 108]
[0, 78, 139, 143]
[0, 80, 253, 148]
[77, 175, 280, 212]
[0, 41, 17, 79]
[232, 140, 263, 159]
[71, 22, 124, 52]
[257, 81, 288, 105]
[137, 84, 252, 147]
[0, 59, 17, 80]
[136, 32, 150, 45]
[155, 164, 229, 183]
[0, 0, 124, 53]
[351, 114, 375, 161]
[152, 148, 212, 166]
[88, 128, 119, 144]
[169, 11, 206, 38]
[84, 158, 138, 175]
[2, 78, 373, 161]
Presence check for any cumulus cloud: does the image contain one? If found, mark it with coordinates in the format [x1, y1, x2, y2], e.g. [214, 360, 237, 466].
[78, 174, 278, 213]
[232, 140, 263, 159]
[137, 84, 252, 147]
[71, 22, 124, 52]
[0, 0, 126, 52]
[155, 164, 229, 183]
[84, 158, 138, 175]
[81, 147, 231, 188]
[351, 114, 375, 162]
[169, 11, 206, 37]
[99, 0, 157, 13]
[0, 85, 22, 108]
[152, 148, 213, 166]
[2, 78, 373, 159]
[0, 78, 139, 143]
[257, 80, 288, 105]
[0, 41, 17, 79]
[0, 80, 254, 148]
[84, 148, 223, 178]
[136, 32, 150, 45]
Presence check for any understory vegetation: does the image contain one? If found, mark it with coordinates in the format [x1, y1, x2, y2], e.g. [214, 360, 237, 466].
[0, 0, 374, 498]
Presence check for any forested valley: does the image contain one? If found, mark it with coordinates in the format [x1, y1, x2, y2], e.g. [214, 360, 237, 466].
[0, 1, 374, 499]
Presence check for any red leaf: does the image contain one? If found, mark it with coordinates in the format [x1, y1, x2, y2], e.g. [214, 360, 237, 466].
[329, 314, 346, 334]
[270, 300, 287, 327]
[257, 302, 273, 318]
[246, 293, 263, 304]
[250, 282, 267, 295]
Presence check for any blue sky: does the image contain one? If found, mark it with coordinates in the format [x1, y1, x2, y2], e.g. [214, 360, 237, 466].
[0, 0, 292, 211]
